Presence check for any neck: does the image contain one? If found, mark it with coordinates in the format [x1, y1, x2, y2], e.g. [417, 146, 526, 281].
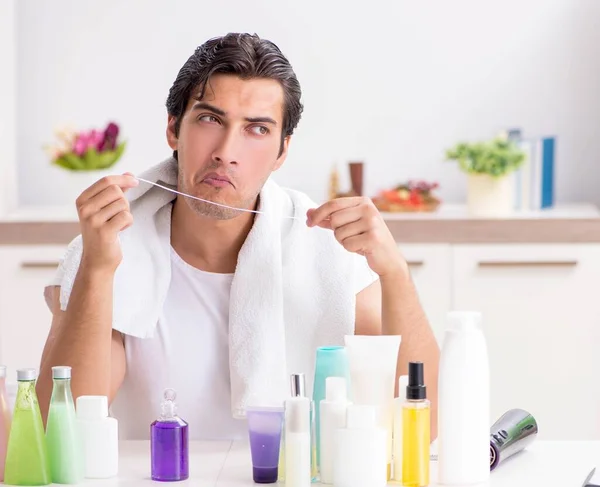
[170, 196, 256, 274]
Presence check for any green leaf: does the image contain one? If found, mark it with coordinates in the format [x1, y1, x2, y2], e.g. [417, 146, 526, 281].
[445, 137, 525, 177]
[97, 141, 126, 169]
[62, 153, 86, 170]
[84, 147, 102, 170]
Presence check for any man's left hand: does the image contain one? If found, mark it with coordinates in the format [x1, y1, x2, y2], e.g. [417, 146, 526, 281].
[306, 197, 405, 278]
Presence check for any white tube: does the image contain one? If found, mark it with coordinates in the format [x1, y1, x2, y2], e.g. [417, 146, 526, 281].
[344, 335, 401, 472]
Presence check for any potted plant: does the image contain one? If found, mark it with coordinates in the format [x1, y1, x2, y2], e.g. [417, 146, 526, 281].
[445, 135, 526, 217]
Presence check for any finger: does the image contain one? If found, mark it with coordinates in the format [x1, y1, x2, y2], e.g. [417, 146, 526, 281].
[340, 233, 369, 254]
[90, 199, 129, 227]
[106, 210, 134, 234]
[334, 219, 369, 243]
[77, 174, 138, 205]
[328, 206, 364, 230]
[78, 185, 127, 220]
[307, 197, 362, 227]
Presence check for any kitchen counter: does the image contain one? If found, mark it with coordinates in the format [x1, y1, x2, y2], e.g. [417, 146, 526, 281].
[1, 203, 600, 245]
[62, 439, 600, 486]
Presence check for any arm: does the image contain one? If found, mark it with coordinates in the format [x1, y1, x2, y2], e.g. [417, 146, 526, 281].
[36, 173, 138, 423]
[37, 276, 126, 424]
[355, 269, 440, 441]
[308, 196, 440, 440]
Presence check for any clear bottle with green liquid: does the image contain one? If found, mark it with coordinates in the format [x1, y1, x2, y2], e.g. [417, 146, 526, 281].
[46, 366, 83, 484]
[4, 368, 51, 486]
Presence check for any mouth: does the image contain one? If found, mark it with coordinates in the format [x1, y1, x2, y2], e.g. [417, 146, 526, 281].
[201, 172, 234, 189]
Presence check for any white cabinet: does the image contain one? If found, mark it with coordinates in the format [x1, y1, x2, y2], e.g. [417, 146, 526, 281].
[452, 244, 600, 440]
[0, 246, 64, 376]
[400, 244, 452, 346]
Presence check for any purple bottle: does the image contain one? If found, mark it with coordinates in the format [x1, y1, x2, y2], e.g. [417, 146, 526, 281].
[151, 389, 189, 482]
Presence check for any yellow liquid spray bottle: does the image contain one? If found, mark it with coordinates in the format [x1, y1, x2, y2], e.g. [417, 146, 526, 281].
[402, 362, 430, 487]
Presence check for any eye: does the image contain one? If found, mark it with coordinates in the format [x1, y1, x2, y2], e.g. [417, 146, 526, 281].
[198, 114, 220, 124]
[250, 125, 269, 135]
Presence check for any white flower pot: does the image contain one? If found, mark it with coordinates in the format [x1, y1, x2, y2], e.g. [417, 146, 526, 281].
[467, 174, 514, 217]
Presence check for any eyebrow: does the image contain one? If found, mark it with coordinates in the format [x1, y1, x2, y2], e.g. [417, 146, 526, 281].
[191, 100, 278, 126]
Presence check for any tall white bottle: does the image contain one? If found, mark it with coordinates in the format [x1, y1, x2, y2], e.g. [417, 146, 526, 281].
[437, 311, 490, 485]
[319, 377, 348, 484]
[76, 396, 118, 478]
[392, 375, 408, 482]
[285, 396, 311, 487]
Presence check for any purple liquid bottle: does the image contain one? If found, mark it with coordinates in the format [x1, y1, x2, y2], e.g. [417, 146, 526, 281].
[151, 389, 189, 482]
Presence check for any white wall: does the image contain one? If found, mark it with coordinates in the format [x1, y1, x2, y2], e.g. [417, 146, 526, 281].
[12, 0, 600, 207]
[0, 0, 17, 215]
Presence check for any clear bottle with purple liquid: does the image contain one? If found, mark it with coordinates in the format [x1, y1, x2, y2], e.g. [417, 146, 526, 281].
[151, 389, 189, 482]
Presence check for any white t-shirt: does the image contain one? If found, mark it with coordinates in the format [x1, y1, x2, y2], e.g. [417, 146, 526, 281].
[110, 246, 378, 440]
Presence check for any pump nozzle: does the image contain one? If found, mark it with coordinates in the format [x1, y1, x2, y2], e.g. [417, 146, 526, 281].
[160, 388, 178, 420]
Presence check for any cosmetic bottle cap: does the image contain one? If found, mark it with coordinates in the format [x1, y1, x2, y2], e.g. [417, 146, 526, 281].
[447, 311, 482, 331]
[160, 388, 178, 420]
[290, 373, 306, 397]
[325, 377, 347, 402]
[0, 366, 6, 379]
[52, 366, 72, 379]
[76, 396, 109, 420]
[406, 362, 426, 400]
[17, 368, 37, 381]
[347, 404, 376, 429]
[285, 396, 309, 433]
[398, 375, 409, 400]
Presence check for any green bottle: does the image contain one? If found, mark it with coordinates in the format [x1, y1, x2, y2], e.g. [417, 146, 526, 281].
[46, 366, 83, 484]
[4, 368, 51, 486]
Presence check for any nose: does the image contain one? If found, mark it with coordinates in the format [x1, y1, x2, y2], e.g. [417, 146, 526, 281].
[211, 128, 240, 166]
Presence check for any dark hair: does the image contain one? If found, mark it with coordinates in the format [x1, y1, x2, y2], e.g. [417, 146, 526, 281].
[166, 33, 303, 159]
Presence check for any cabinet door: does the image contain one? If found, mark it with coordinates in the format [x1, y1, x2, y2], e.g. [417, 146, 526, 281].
[399, 244, 452, 346]
[0, 246, 65, 376]
[452, 244, 600, 440]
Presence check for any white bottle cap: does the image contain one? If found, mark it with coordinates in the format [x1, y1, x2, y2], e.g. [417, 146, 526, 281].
[76, 395, 109, 420]
[398, 375, 409, 400]
[285, 396, 309, 433]
[447, 311, 482, 331]
[346, 404, 376, 429]
[0, 365, 6, 378]
[325, 377, 347, 402]
[17, 368, 37, 381]
[52, 366, 71, 379]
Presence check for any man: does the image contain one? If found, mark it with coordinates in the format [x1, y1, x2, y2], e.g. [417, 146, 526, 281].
[38, 33, 439, 440]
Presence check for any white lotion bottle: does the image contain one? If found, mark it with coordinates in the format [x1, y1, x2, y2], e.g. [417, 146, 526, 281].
[319, 377, 349, 484]
[285, 396, 311, 487]
[333, 404, 387, 487]
[437, 311, 490, 485]
[76, 396, 118, 478]
[392, 374, 408, 482]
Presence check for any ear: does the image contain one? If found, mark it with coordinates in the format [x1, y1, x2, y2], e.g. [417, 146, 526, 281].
[273, 136, 291, 172]
[166, 115, 179, 151]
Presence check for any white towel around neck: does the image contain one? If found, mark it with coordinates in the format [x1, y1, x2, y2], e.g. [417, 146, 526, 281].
[45, 157, 379, 417]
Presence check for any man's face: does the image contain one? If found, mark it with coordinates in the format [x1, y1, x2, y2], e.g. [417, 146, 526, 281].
[167, 74, 290, 219]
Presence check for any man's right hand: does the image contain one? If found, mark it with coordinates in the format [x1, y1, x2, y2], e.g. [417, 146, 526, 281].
[76, 173, 139, 273]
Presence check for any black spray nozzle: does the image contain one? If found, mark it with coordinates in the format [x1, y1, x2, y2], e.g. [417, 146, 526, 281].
[407, 361, 426, 400]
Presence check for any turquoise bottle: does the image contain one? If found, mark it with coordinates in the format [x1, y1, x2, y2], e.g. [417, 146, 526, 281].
[46, 366, 83, 484]
[4, 368, 51, 486]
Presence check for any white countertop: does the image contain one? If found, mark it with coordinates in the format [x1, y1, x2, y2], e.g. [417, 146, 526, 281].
[77, 440, 600, 486]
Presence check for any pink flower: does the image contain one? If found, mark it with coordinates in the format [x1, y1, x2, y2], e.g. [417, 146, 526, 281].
[73, 129, 104, 156]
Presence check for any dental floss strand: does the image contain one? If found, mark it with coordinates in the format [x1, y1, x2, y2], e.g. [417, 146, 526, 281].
[136, 177, 304, 221]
